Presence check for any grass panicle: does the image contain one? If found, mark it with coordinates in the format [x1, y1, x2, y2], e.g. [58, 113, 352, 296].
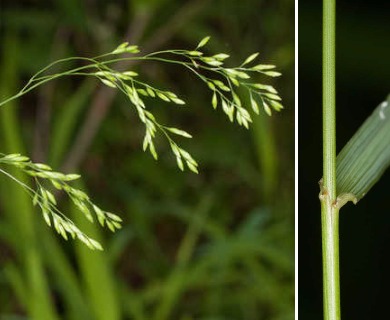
[0, 153, 121, 250]
[0, 37, 283, 249]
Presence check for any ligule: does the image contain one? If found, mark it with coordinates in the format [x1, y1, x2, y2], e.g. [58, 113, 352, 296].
[336, 95, 390, 205]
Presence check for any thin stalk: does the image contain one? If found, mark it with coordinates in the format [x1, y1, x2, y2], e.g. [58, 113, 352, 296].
[320, 193, 340, 320]
[321, 0, 340, 319]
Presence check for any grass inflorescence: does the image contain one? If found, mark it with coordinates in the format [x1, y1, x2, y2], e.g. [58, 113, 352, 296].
[0, 153, 121, 250]
[0, 37, 283, 249]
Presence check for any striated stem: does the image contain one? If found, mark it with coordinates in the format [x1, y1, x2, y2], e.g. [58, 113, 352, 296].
[322, 0, 336, 199]
[322, 0, 340, 319]
[320, 184, 341, 320]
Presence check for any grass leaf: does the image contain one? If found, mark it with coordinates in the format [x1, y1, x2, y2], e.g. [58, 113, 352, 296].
[336, 95, 390, 206]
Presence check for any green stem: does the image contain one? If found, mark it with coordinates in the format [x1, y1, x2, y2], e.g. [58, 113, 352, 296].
[320, 195, 340, 320]
[323, 0, 336, 195]
[322, 0, 340, 319]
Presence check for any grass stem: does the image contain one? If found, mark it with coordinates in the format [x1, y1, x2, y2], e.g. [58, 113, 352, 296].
[322, 0, 341, 319]
[322, 0, 336, 197]
[320, 194, 340, 320]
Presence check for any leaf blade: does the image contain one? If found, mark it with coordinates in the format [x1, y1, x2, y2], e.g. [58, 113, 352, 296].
[336, 95, 390, 205]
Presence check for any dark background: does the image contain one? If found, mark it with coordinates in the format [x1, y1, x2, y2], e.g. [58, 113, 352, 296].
[299, 0, 390, 318]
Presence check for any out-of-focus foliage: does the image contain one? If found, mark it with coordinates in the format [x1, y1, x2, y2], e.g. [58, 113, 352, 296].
[0, 0, 294, 319]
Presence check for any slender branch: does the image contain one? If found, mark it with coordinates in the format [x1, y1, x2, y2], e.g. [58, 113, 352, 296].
[61, 0, 208, 173]
[321, 0, 340, 319]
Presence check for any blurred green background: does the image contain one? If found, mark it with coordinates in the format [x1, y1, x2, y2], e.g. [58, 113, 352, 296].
[0, 0, 294, 319]
[299, 0, 390, 318]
